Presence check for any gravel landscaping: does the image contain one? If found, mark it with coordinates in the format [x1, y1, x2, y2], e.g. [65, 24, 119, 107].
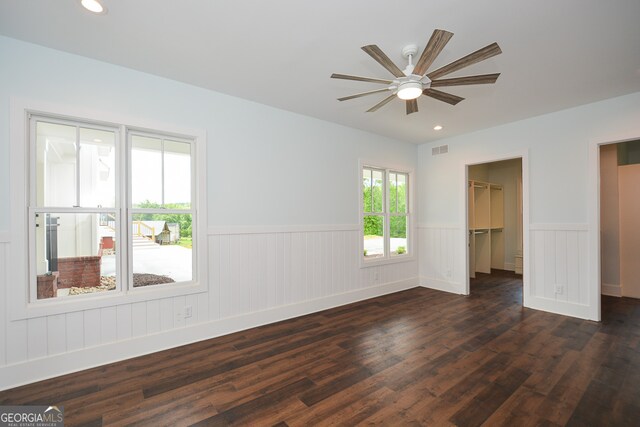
[68, 274, 175, 295]
[133, 273, 175, 287]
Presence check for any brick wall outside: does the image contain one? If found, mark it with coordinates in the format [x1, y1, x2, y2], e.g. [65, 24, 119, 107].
[57, 256, 101, 288]
[37, 272, 58, 299]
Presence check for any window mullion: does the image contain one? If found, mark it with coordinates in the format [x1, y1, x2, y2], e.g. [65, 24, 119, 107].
[384, 170, 389, 259]
[161, 138, 165, 207]
[116, 125, 123, 295]
[75, 125, 80, 207]
[123, 127, 131, 293]
[369, 169, 373, 213]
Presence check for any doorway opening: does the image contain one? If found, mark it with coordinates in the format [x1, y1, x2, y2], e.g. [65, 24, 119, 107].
[599, 139, 640, 300]
[467, 158, 524, 296]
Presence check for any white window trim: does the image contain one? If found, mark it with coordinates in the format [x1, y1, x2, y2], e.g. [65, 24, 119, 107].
[126, 129, 198, 294]
[358, 159, 415, 268]
[27, 115, 125, 303]
[9, 97, 208, 320]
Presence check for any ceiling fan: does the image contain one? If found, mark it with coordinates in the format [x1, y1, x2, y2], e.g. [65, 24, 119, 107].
[331, 29, 502, 115]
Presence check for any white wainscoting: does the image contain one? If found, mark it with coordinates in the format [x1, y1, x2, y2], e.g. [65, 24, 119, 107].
[0, 240, 8, 368]
[418, 223, 597, 320]
[526, 224, 595, 319]
[417, 224, 465, 294]
[0, 226, 419, 390]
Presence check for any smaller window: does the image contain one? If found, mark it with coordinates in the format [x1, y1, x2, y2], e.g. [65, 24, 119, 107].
[362, 166, 410, 262]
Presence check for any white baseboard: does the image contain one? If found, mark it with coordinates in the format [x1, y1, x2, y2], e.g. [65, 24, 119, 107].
[523, 295, 596, 320]
[601, 283, 622, 297]
[419, 277, 465, 295]
[0, 277, 418, 391]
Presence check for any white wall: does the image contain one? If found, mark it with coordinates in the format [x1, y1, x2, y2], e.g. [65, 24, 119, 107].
[0, 36, 419, 389]
[600, 144, 621, 295]
[418, 91, 640, 320]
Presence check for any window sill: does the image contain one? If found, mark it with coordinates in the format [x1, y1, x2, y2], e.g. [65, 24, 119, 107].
[13, 281, 207, 320]
[360, 255, 416, 268]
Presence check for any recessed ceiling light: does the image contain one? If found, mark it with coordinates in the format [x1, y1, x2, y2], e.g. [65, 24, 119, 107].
[93, 138, 102, 143]
[81, 0, 106, 14]
[434, 125, 443, 131]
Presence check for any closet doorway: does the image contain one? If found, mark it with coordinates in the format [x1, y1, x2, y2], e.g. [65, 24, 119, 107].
[466, 158, 524, 296]
[600, 140, 640, 299]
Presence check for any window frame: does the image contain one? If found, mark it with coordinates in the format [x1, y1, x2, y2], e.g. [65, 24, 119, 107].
[9, 99, 208, 320]
[359, 160, 414, 268]
[28, 115, 124, 303]
[126, 129, 197, 293]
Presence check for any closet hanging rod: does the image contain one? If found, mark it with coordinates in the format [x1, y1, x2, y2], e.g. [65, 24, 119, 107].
[473, 184, 487, 189]
[474, 230, 488, 235]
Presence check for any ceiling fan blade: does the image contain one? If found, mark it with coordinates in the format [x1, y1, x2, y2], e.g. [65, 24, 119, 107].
[331, 73, 393, 85]
[361, 45, 406, 78]
[413, 29, 454, 76]
[427, 42, 502, 80]
[430, 73, 500, 87]
[406, 99, 419, 115]
[338, 87, 392, 102]
[423, 88, 464, 105]
[367, 94, 396, 112]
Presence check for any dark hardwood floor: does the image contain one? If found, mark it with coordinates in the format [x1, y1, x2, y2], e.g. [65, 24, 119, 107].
[1, 271, 639, 426]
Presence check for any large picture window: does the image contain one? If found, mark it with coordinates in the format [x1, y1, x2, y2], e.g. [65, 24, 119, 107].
[29, 114, 198, 302]
[362, 166, 410, 262]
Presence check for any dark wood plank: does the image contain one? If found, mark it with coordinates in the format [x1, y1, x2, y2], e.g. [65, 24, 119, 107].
[191, 378, 315, 426]
[299, 367, 372, 407]
[0, 270, 638, 427]
[449, 366, 530, 427]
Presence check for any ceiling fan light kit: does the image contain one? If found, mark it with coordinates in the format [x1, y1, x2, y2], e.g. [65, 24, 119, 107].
[331, 29, 501, 115]
[397, 81, 423, 100]
[80, 0, 106, 14]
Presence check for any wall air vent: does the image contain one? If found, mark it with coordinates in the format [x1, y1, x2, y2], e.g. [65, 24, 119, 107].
[432, 145, 449, 155]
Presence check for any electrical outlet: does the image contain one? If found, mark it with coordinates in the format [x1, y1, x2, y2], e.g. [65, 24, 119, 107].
[184, 306, 193, 318]
[555, 286, 564, 295]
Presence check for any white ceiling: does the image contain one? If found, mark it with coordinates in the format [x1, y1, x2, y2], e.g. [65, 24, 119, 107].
[1, 0, 639, 144]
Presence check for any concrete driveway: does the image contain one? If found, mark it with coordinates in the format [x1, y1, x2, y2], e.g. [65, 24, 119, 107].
[101, 245, 192, 283]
